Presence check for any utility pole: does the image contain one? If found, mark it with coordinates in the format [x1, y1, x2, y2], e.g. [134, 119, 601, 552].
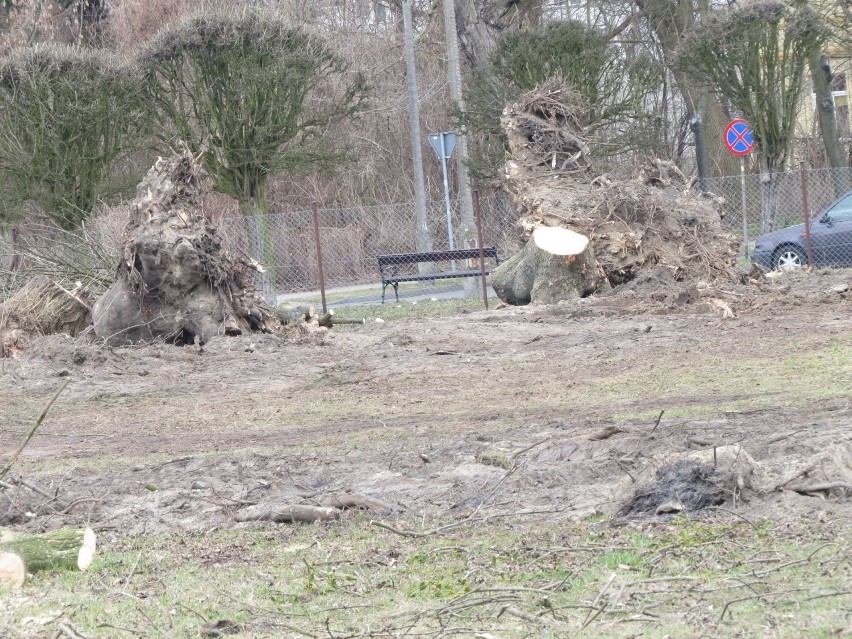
[441, 0, 476, 293]
[402, 0, 433, 260]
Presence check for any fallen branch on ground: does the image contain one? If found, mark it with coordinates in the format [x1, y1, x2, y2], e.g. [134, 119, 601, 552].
[0, 379, 70, 480]
[320, 495, 391, 511]
[234, 504, 340, 524]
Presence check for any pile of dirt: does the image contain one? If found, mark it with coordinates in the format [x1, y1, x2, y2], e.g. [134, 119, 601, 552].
[499, 79, 739, 302]
[92, 151, 278, 346]
[0, 276, 93, 358]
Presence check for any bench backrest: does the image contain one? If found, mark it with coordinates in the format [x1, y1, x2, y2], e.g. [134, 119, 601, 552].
[377, 247, 498, 268]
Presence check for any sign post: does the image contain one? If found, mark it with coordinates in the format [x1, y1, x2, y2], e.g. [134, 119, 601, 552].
[724, 119, 755, 258]
[428, 131, 457, 271]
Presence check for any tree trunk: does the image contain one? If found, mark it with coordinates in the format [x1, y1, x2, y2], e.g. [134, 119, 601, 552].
[490, 226, 606, 305]
[0, 527, 96, 588]
[759, 171, 780, 234]
[402, 0, 434, 268]
[240, 188, 276, 303]
[635, 0, 738, 178]
[443, 0, 477, 296]
[809, 53, 850, 197]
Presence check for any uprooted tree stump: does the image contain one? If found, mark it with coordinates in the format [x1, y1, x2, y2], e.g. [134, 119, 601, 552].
[0, 526, 96, 590]
[498, 79, 739, 306]
[92, 152, 277, 345]
[490, 226, 607, 305]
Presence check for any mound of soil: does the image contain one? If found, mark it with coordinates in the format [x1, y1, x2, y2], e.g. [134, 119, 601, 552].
[499, 79, 739, 301]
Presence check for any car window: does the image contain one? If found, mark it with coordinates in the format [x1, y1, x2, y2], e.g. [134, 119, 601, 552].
[826, 194, 852, 222]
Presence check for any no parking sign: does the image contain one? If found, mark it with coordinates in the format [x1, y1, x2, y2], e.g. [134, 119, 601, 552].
[724, 119, 754, 156]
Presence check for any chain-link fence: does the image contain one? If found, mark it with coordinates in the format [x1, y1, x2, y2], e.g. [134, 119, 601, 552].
[4, 167, 851, 306]
[216, 193, 521, 305]
[704, 167, 852, 270]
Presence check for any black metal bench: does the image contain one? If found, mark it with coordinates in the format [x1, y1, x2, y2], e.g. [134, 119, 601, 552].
[377, 247, 501, 304]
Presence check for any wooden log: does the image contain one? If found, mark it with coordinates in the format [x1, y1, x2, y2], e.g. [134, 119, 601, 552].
[0, 551, 25, 590]
[330, 317, 365, 326]
[0, 527, 96, 585]
[233, 504, 340, 524]
[317, 310, 335, 328]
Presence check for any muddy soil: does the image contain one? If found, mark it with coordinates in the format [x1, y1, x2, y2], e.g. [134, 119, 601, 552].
[0, 269, 850, 537]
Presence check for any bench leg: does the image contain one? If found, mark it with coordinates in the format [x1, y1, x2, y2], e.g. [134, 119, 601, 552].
[381, 283, 387, 304]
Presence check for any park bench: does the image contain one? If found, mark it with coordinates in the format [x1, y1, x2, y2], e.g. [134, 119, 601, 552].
[377, 247, 501, 304]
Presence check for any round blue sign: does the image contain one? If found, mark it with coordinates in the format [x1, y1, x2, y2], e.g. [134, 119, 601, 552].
[724, 119, 754, 156]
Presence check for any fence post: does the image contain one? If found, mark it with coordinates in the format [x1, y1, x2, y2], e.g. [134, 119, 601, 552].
[311, 202, 328, 314]
[472, 191, 489, 310]
[740, 157, 749, 259]
[799, 162, 814, 268]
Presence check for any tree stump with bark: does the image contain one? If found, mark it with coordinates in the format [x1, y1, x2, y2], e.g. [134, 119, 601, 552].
[490, 226, 606, 305]
[92, 152, 277, 345]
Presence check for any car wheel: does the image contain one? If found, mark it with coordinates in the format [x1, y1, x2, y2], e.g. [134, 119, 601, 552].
[773, 245, 806, 271]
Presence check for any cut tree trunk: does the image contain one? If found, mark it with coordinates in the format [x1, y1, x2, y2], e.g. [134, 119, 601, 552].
[0, 527, 96, 589]
[490, 226, 606, 305]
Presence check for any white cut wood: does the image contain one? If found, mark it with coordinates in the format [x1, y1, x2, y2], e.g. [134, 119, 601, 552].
[0, 551, 25, 590]
[532, 226, 589, 256]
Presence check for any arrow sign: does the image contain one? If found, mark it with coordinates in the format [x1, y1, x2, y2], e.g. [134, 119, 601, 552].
[724, 119, 754, 157]
[427, 132, 456, 160]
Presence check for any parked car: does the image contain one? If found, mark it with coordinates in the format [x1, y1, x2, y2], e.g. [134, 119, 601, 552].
[750, 191, 852, 270]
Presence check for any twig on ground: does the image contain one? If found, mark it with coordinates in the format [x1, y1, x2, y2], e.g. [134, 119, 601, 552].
[510, 437, 552, 461]
[14, 476, 54, 499]
[497, 605, 543, 624]
[1, 378, 70, 480]
[751, 543, 835, 578]
[95, 623, 144, 637]
[580, 573, 616, 630]
[57, 623, 92, 639]
[370, 517, 472, 538]
[703, 506, 762, 531]
[651, 410, 665, 433]
[719, 588, 808, 621]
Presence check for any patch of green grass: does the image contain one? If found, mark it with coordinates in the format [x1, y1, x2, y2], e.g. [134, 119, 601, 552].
[337, 296, 488, 324]
[3, 516, 847, 639]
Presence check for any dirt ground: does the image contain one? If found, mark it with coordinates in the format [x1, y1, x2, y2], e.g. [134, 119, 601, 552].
[0, 268, 850, 637]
